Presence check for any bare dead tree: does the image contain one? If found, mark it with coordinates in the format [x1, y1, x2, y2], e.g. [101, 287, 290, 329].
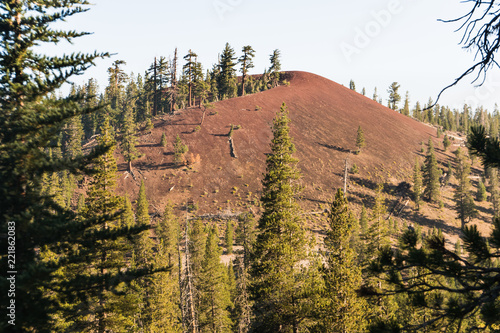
[435, 1, 500, 105]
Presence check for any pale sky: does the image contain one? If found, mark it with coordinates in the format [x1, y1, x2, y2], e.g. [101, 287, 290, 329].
[50, 0, 500, 111]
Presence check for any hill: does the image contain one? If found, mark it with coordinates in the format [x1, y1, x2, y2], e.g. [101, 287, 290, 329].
[114, 71, 481, 238]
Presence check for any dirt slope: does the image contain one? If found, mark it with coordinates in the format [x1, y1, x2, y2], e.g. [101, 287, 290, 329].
[116, 71, 441, 218]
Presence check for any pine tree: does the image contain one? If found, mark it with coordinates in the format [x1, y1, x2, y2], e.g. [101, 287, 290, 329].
[319, 189, 366, 333]
[148, 202, 182, 332]
[373, 87, 379, 102]
[121, 103, 140, 173]
[443, 133, 451, 151]
[359, 205, 369, 234]
[161, 132, 168, 147]
[423, 138, 440, 203]
[269, 49, 282, 88]
[349, 79, 356, 91]
[487, 167, 500, 218]
[250, 103, 315, 332]
[75, 117, 139, 332]
[402, 91, 410, 116]
[199, 226, 233, 332]
[0, 2, 121, 330]
[413, 158, 423, 210]
[367, 184, 389, 254]
[174, 134, 189, 165]
[225, 220, 234, 254]
[239, 45, 256, 96]
[454, 148, 478, 228]
[387, 82, 401, 110]
[121, 194, 135, 228]
[477, 179, 487, 202]
[217, 43, 237, 99]
[355, 125, 366, 153]
[183, 50, 201, 107]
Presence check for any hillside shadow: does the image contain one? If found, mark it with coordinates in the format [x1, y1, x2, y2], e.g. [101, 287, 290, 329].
[410, 211, 462, 236]
[135, 161, 178, 171]
[137, 143, 158, 148]
[317, 142, 352, 153]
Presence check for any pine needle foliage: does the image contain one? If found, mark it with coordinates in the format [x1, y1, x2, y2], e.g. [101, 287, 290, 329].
[250, 103, 314, 332]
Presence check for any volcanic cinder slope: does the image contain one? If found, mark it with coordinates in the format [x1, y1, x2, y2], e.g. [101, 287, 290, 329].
[116, 71, 439, 217]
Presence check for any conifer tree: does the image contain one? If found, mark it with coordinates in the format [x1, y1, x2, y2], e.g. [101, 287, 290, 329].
[355, 125, 366, 153]
[199, 226, 233, 332]
[359, 205, 369, 235]
[413, 158, 423, 210]
[367, 184, 389, 254]
[250, 103, 314, 332]
[121, 104, 140, 173]
[148, 203, 182, 332]
[477, 179, 487, 202]
[402, 91, 410, 116]
[161, 132, 168, 147]
[77, 117, 139, 332]
[454, 147, 478, 228]
[487, 167, 500, 218]
[349, 79, 356, 91]
[387, 82, 401, 110]
[0, 1, 118, 330]
[225, 220, 234, 254]
[121, 194, 135, 228]
[239, 45, 256, 96]
[174, 134, 189, 165]
[183, 50, 201, 107]
[373, 87, 378, 101]
[319, 189, 366, 333]
[443, 133, 451, 151]
[269, 49, 282, 88]
[217, 43, 237, 99]
[423, 138, 440, 203]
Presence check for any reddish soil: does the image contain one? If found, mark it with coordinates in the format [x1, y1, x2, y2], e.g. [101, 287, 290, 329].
[114, 71, 493, 243]
[116, 71, 437, 212]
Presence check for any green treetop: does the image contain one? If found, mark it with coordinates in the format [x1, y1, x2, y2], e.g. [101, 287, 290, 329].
[387, 82, 401, 110]
[217, 43, 237, 100]
[239, 45, 256, 96]
[423, 138, 441, 203]
[269, 49, 282, 88]
[250, 102, 314, 332]
[454, 147, 478, 228]
[319, 189, 366, 333]
[355, 125, 366, 153]
[0, 1, 112, 329]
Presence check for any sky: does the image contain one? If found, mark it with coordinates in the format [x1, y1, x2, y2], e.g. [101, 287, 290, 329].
[49, 0, 500, 111]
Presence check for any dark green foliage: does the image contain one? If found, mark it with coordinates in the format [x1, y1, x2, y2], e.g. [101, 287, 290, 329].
[217, 43, 237, 100]
[413, 158, 423, 210]
[349, 79, 356, 91]
[199, 227, 233, 332]
[225, 220, 234, 254]
[239, 45, 256, 96]
[443, 133, 451, 151]
[173, 134, 188, 165]
[454, 148, 478, 228]
[387, 82, 401, 110]
[121, 104, 140, 173]
[319, 189, 366, 332]
[477, 179, 487, 202]
[161, 132, 168, 147]
[250, 103, 315, 332]
[0, 1, 119, 330]
[356, 125, 366, 153]
[269, 49, 282, 88]
[423, 138, 440, 203]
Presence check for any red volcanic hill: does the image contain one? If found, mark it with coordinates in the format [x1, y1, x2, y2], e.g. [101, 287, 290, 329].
[116, 71, 442, 218]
